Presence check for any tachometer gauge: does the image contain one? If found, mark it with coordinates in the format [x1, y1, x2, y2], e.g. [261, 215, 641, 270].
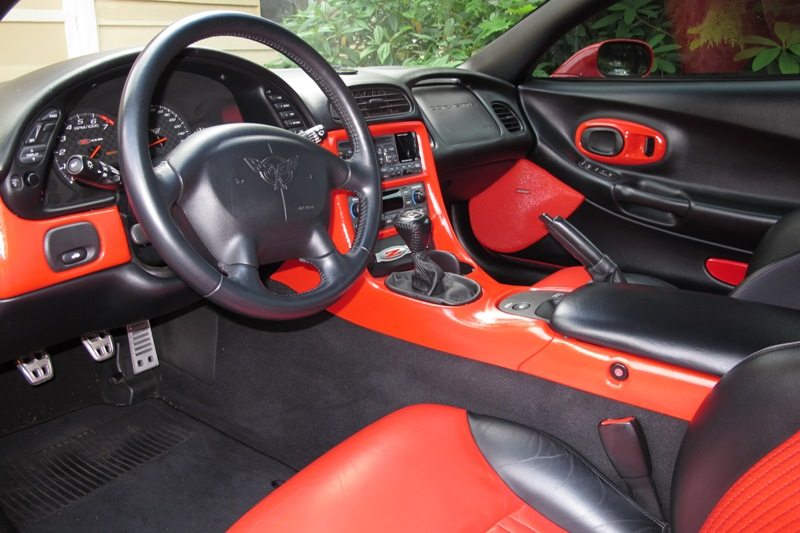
[148, 104, 191, 157]
[53, 112, 118, 183]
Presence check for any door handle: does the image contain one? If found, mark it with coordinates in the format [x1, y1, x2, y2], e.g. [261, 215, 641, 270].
[613, 184, 690, 216]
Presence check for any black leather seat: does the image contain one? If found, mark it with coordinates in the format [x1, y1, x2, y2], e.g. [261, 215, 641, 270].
[731, 210, 800, 309]
[230, 342, 800, 532]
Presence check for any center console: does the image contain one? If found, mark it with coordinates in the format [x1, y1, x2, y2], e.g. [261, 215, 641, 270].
[341, 131, 429, 231]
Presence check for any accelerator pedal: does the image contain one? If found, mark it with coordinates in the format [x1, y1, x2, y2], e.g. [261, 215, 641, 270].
[127, 320, 159, 375]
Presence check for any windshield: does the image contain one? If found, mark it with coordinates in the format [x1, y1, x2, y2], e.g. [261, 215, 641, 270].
[0, 0, 545, 82]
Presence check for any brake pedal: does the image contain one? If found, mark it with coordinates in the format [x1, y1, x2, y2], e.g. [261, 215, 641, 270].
[81, 331, 115, 361]
[127, 320, 159, 374]
[17, 351, 54, 385]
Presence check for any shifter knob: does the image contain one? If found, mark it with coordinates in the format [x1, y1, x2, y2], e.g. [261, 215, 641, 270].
[394, 208, 432, 253]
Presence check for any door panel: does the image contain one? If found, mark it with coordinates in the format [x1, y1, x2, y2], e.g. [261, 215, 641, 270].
[513, 78, 800, 290]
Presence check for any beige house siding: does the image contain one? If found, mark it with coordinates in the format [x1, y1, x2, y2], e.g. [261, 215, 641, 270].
[0, 0, 280, 82]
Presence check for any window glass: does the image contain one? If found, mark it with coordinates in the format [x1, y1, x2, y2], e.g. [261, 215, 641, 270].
[533, 0, 800, 78]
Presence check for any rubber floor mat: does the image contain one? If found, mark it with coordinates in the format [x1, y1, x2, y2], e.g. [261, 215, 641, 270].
[0, 402, 294, 532]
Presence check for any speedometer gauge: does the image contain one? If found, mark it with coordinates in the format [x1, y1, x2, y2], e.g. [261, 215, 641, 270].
[148, 105, 191, 157]
[53, 112, 118, 183]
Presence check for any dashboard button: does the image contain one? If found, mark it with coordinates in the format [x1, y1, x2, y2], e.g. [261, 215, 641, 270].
[60, 247, 88, 266]
[9, 174, 23, 191]
[38, 109, 60, 122]
[24, 172, 40, 187]
[24, 123, 43, 145]
[18, 144, 47, 165]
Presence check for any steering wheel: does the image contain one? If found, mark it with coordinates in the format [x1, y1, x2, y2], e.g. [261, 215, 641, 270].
[118, 11, 380, 320]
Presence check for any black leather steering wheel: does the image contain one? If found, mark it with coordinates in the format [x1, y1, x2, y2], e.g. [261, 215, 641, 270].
[118, 11, 380, 320]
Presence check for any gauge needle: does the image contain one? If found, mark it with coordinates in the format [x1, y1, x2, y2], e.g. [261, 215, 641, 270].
[149, 137, 168, 148]
[89, 145, 102, 159]
[106, 150, 118, 156]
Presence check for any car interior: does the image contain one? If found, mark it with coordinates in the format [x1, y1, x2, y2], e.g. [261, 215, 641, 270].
[1, 0, 799, 531]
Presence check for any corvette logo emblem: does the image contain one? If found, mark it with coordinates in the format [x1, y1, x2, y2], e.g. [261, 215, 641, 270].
[244, 154, 298, 190]
[244, 153, 299, 222]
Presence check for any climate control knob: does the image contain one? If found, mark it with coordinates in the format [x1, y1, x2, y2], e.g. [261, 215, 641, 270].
[411, 189, 426, 205]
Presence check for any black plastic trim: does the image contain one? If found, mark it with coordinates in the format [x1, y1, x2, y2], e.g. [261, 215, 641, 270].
[0, 263, 197, 361]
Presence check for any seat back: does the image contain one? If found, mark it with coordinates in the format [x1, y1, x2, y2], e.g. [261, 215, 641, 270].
[732, 210, 800, 309]
[671, 343, 800, 532]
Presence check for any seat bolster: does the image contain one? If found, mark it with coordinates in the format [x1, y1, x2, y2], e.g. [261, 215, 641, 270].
[229, 404, 565, 533]
[468, 412, 666, 533]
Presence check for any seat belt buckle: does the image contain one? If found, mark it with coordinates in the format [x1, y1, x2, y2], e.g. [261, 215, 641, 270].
[598, 416, 663, 519]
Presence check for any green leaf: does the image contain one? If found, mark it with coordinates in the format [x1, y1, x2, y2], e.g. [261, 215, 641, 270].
[734, 47, 769, 61]
[653, 44, 681, 53]
[624, 8, 636, 25]
[377, 43, 391, 64]
[778, 51, 800, 74]
[789, 43, 800, 56]
[656, 58, 676, 74]
[775, 22, 795, 44]
[591, 13, 622, 29]
[752, 47, 781, 71]
[742, 35, 779, 47]
[648, 33, 666, 47]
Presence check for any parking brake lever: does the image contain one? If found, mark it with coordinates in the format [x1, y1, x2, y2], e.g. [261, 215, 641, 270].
[540, 213, 626, 284]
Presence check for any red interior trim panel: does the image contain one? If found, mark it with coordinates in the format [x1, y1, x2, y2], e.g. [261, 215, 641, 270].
[705, 258, 748, 287]
[468, 160, 584, 253]
[576, 118, 666, 166]
[0, 202, 130, 298]
[273, 121, 717, 421]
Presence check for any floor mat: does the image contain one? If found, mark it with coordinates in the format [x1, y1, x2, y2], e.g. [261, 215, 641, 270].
[0, 401, 294, 533]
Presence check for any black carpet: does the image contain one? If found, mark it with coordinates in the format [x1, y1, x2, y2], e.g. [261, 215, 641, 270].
[158, 306, 688, 514]
[0, 400, 293, 533]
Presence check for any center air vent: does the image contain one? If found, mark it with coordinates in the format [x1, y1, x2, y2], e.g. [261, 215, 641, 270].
[332, 86, 412, 120]
[491, 101, 523, 133]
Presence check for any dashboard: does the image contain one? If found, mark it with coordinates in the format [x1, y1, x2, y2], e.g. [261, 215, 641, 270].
[1, 49, 312, 220]
[0, 46, 532, 359]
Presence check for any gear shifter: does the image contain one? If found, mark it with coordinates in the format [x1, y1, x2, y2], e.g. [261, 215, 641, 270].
[385, 209, 481, 305]
[393, 208, 433, 254]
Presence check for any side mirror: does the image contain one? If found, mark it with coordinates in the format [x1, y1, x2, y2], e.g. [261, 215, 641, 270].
[551, 39, 654, 79]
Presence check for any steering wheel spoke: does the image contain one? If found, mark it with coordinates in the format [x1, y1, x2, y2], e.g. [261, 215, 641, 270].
[153, 161, 183, 205]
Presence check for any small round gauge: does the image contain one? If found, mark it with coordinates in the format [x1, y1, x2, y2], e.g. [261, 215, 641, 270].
[148, 104, 191, 157]
[53, 112, 118, 183]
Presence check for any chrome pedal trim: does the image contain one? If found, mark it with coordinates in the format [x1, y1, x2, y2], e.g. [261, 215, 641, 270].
[81, 331, 115, 361]
[17, 351, 54, 385]
[127, 320, 159, 375]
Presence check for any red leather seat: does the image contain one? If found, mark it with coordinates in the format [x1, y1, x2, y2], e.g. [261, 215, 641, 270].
[230, 343, 800, 532]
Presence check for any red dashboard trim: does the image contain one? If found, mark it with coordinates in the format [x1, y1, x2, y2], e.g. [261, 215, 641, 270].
[0, 201, 130, 298]
[272, 121, 717, 421]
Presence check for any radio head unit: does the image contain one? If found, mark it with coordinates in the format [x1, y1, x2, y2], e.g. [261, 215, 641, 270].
[338, 131, 423, 180]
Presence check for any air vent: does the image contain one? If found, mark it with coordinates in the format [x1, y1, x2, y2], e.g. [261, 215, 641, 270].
[333, 86, 412, 120]
[491, 101, 523, 133]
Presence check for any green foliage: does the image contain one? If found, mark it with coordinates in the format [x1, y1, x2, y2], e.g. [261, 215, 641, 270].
[735, 22, 800, 75]
[277, 0, 544, 67]
[533, 0, 682, 77]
